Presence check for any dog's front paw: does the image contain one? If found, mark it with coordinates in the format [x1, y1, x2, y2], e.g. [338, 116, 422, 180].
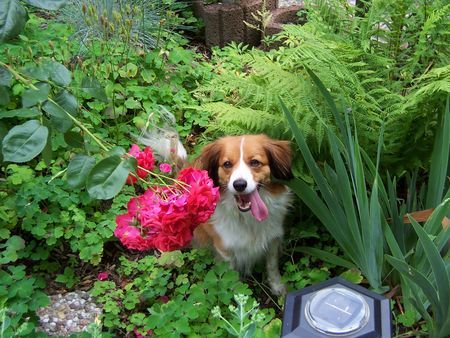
[270, 281, 287, 297]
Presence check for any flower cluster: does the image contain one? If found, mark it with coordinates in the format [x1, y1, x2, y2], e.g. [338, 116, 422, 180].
[126, 144, 155, 184]
[115, 146, 220, 252]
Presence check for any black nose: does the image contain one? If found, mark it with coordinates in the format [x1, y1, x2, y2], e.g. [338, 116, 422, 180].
[233, 179, 247, 192]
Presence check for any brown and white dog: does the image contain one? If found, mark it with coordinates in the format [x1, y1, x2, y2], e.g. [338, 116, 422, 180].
[193, 135, 293, 295]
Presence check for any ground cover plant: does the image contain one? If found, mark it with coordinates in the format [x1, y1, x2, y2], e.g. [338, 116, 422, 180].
[0, 1, 449, 337]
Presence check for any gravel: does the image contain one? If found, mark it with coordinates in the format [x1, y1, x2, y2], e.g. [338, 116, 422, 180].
[37, 291, 102, 337]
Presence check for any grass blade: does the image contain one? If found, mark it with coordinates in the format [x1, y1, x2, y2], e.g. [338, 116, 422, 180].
[294, 247, 356, 270]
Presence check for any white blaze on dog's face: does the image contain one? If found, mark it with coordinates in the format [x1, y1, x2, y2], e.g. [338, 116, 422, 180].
[196, 135, 293, 221]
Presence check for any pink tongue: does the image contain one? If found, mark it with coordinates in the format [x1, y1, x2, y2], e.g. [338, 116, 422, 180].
[249, 190, 268, 221]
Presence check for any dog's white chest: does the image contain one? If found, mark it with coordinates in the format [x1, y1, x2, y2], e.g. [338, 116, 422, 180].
[211, 189, 290, 271]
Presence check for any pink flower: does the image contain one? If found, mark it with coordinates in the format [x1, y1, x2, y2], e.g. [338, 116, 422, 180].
[126, 144, 155, 185]
[97, 272, 109, 281]
[115, 167, 220, 252]
[159, 163, 172, 173]
[134, 328, 153, 338]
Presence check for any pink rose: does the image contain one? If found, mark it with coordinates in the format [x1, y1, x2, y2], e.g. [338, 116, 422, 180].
[159, 163, 172, 173]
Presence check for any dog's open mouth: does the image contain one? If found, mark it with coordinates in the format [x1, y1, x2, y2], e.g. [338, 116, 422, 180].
[234, 189, 269, 221]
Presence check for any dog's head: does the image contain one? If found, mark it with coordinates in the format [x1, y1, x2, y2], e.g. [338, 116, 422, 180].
[195, 135, 292, 221]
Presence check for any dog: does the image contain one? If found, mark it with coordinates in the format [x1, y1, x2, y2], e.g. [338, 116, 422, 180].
[192, 135, 293, 296]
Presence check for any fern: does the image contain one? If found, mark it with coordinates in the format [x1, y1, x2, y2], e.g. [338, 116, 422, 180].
[196, 0, 449, 174]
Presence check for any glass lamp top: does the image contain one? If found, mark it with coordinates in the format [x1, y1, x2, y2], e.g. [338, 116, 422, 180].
[305, 286, 370, 336]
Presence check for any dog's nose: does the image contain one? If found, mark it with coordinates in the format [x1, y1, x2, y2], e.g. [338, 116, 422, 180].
[233, 179, 247, 192]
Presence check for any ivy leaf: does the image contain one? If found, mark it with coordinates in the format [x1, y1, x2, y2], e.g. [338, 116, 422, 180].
[42, 60, 72, 86]
[2, 119, 48, 162]
[22, 82, 50, 108]
[66, 154, 96, 188]
[0, 107, 41, 119]
[0, 0, 29, 42]
[86, 155, 137, 199]
[81, 77, 108, 102]
[22, 0, 67, 10]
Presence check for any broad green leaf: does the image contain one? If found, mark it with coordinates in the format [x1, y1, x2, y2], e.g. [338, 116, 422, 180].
[0, 0, 28, 42]
[0, 107, 41, 119]
[64, 131, 84, 148]
[2, 119, 48, 162]
[0, 86, 10, 105]
[42, 90, 77, 132]
[67, 154, 96, 188]
[22, 0, 67, 10]
[23, 64, 49, 81]
[41, 121, 52, 166]
[22, 82, 50, 107]
[0, 67, 12, 87]
[86, 155, 137, 199]
[81, 77, 108, 102]
[42, 60, 72, 86]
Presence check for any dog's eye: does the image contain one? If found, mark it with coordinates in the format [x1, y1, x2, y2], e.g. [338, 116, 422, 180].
[249, 159, 261, 167]
[223, 161, 232, 168]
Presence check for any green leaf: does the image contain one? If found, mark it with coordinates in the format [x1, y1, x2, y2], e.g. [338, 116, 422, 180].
[0, 66, 12, 87]
[42, 90, 77, 132]
[86, 155, 137, 199]
[0, 107, 41, 119]
[67, 154, 96, 188]
[64, 131, 84, 148]
[141, 69, 155, 84]
[426, 94, 450, 208]
[22, 0, 67, 10]
[119, 63, 138, 78]
[0, 0, 28, 42]
[0, 235, 25, 264]
[340, 269, 364, 284]
[22, 82, 50, 108]
[81, 77, 107, 102]
[2, 119, 48, 162]
[0, 86, 10, 105]
[42, 60, 72, 86]
[408, 210, 449, 325]
[294, 247, 356, 269]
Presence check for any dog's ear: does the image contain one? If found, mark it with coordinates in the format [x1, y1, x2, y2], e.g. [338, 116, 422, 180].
[265, 140, 293, 180]
[194, 141, 221, 186]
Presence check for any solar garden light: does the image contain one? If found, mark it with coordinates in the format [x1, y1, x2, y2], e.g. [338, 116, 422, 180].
[282, 277, 391, 337]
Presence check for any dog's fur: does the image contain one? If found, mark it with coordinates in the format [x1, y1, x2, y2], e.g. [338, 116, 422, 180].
[192, 135, 292, 295]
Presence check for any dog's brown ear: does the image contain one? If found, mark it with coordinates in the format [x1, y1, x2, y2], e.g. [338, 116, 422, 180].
[265, 140, 293, 180]
[194, 141, 221, 186]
